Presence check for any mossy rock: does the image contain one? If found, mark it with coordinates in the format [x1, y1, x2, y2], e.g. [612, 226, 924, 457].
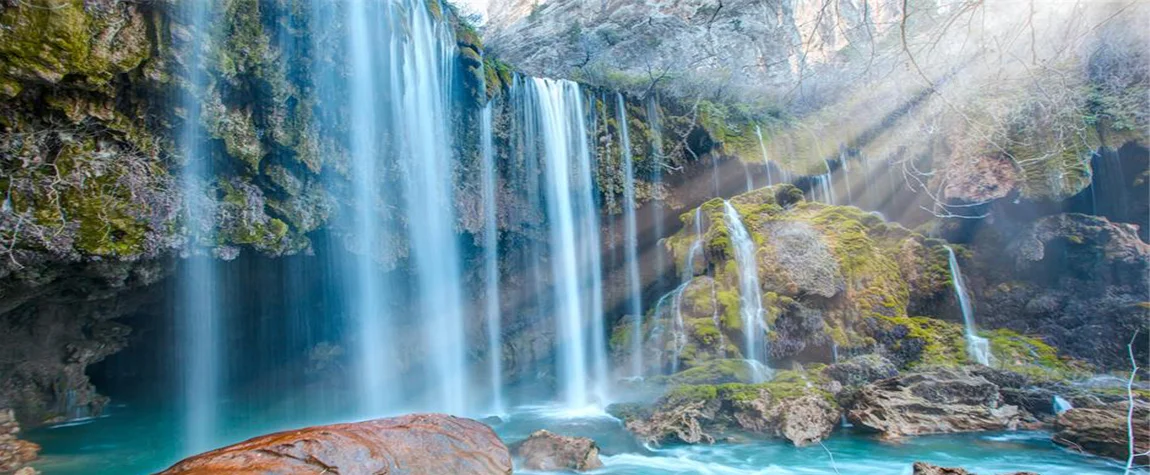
[986, 329, 1089, 381]
[0, 0, 151, 96]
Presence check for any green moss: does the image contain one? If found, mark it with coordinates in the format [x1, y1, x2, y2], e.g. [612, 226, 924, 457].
[610, 322, 631, 352]
[0, 0, 150, 93]
[877, 314, 968, 367]
[11, 138, 157, 257]
[987, 329, 1087, 381]
[670, 359, 754, 385]
[716, 289, 742, 331]
[665, 384, 718, 405]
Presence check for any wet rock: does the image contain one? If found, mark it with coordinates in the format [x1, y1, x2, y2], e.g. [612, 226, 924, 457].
[625, 395, 720, 445]
[975, 213, 1150, 370]
[848, 368, 1021, 437]
[0, 409, 39, 473]
[512, 430, 603, 472]
[749, 394, 839, 446]
[624, 370, 841, 447]
[824, 354, 898, 388]
[911, 461, 1039, 475]
[1053, 402, 1150, 463]
[158, 413, 512, 474]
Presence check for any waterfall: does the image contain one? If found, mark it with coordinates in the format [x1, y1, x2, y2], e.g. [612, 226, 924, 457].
[617, 93, 644, 378]
[341, 0, 396, 417]
[394, 0, 467, 414]
[176, 0, 219, 454]
[650, 281, 690, 375]
[743, 162, 754, 192]
[1053, 395, 1073, 414]
[528, 78, 608, 408]
[586, 92, 610, 406]
[840, 153, 853, 206]
[319, 0, 466, 415]
[755, 125, 773, 186]
[721, 201, 771, 381]
[670, 208, 707, 374]
[647, 96, 666, 283]
[946, 246, 990, 366]
[822, 159, 836, 205]
[480, 102, 504, 415]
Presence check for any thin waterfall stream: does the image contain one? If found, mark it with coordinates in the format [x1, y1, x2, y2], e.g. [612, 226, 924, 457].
[176, 0, 218, 454]
[722, 200, 772, 382]
[946, 246, 991, 366]
[617, 94, 644, 379]
[480, 101, 504, 415]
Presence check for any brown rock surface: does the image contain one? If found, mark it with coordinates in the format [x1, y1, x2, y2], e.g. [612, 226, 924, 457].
[848, 368, 1021, 438]
[512, 430, 603, 472]
[0, 409, 39, 473]
[1053, 402, 1150, 463]
[911, 461, 1039, 475]
[158, 413, 512, 475]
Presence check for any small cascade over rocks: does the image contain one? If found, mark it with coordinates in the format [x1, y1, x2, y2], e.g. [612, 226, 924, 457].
[946, 246, 991, 366]
[1053, 395, 1073, 415]
[721, 200, 772, 381]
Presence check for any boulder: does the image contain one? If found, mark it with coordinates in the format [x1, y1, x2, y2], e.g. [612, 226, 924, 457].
[0, 409, 39, 473]
[767, 394, 840, 446]
[911, 461, 1039, 475]
[158, 413, 512, 474]
[1053, 403, 1150, 463]
[824, 354, 899, 388]
[848, 368, 1021, 437]
[624, 370, 841, 447]
[512, 430, 603, 472]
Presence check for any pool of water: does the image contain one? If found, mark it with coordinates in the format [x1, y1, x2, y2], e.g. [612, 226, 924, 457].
[26, 403, 1131, 474]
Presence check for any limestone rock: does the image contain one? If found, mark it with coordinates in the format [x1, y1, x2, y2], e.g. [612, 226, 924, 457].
[912, 461, 1039, 475]
[0, 409, 39, 473]
[512, 430, 603, 472]
[848, 368, 1021, 437]
[624, 370, 841, 447]
[1053, 403, 1150, 463]
[768, 394, 840, 446]
[158, 413, 512, 475]
[824, 354, 898, 388]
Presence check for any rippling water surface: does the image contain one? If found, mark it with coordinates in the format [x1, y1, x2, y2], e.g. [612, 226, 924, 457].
[26, 402, 1133, 475]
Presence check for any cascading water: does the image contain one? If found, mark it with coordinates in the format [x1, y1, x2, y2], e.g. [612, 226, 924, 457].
[392, 0, 468, 414]
[1053, 395, 1073, 414]
[743, 162, 754, 192]
[822, 159, 836, 205]
[480, 102, 504, 415]
[527, 78, 609, 409]
[721, 200, 771, 382]
[840, 153, 853, 206]
[755, 125, 773, 186]
[946, 246, 991, 366]
[318, 0, 466, 415]
[342, 0, 396, 417]
[647, 96, 666, 282]
[585, 92, 610, 406]
[617, 93, 644, 378]
[175, 0, 219, 454]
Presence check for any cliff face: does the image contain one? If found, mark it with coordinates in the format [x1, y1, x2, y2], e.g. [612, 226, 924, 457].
[485, 0, 1150, 209]
[485, 0, 902, 99]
